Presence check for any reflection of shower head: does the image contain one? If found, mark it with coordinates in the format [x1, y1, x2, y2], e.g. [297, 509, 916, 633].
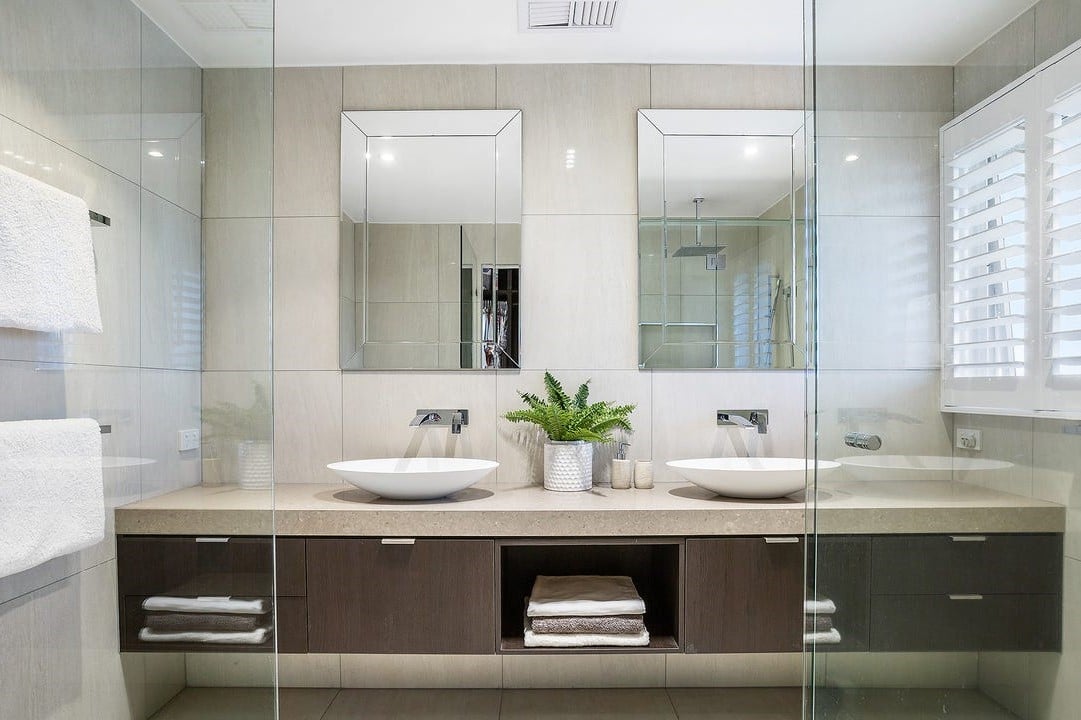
[672, 244, 726, 258]
[672, 195, 726, 258]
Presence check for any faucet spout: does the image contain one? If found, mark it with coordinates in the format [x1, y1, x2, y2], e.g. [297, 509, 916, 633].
[450, 412, 463, 435]
[717, 409, 769, 434]
[410, 412, 442, 427]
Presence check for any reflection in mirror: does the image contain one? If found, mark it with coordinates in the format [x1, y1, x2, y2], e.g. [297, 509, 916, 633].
[340, 110, 522, 370]
[638, 110, 807, 370]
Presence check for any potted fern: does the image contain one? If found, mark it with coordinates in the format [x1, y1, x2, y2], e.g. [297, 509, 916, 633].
[504, 372, 635, 491]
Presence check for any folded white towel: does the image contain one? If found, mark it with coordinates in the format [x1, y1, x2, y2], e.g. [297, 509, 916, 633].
[527, 575, 646, 617]
[0, 418, 104, 579]
[142, 596, 268, 615]
[804, 628, 842, 645]
[804, 598, 837, 615]
[139, 626, 271, 645]
[524, 614, 650, 648]
[0, 163, 102, 333]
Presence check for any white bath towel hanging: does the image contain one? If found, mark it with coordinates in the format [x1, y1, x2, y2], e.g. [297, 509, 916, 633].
[0, 418, 105, 579]
[0, 164, 102, 333]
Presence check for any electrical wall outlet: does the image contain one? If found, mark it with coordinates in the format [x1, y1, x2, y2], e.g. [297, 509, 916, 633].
[178, 428, 201, 452]
[956, 428, 982, 451]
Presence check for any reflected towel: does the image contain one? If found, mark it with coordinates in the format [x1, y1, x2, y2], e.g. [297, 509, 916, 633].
[0, 418, 104, 579]
[804, 598, 836, 614]
[139, 626, 271, 645]
[142, 596, 267, 615]
[145, 613, 260, 632]
[527, 575, 646, 617]
[804, 614, 833, 633]
[804, 628, 842, 645]
[531, 614, 646, 635]
[0, 163, 102, 333]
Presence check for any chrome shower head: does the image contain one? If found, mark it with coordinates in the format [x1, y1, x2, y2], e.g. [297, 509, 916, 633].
[671, 244, 727, 258]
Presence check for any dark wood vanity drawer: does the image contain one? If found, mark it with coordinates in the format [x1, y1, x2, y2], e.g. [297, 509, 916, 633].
[812, 536, 871, 652]
[685, 537, 804, 653]
[870, 594, 1061, 652]
[118, 535, 276, 597]
[306, 538, 496, 654]
[871, 534, 1062, 595]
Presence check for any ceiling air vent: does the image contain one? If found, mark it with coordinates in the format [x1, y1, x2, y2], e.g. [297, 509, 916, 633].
[519, 1, 621, 31]
[180, 0, 272, 31]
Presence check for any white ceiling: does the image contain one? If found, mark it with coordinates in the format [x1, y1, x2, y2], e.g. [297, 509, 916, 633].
[135, 0, 1038, 69]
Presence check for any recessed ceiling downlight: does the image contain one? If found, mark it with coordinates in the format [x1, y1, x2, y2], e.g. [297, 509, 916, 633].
[519, 1, 620, 31]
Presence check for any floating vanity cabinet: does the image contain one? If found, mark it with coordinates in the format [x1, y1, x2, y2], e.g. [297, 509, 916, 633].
[868, 534, 1062, 652]
[306, 538, 496, 654]
[275, 538, 309, 653]
[684, 537, 804, 653]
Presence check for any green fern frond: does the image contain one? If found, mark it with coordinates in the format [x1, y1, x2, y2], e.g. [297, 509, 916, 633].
[573, 381, 590, 409]
[503, 372, 636, 444]
[543, 371, 572, 410]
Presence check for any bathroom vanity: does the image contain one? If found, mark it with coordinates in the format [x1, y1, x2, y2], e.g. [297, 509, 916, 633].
[114, 482, 1064, 657]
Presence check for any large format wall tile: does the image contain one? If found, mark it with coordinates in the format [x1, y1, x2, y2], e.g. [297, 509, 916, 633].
[0, 592, 33, 719]
[817, 216, 939, 370]
[140, 369, 201, 499]
[0, 0, 142, 182]
[203, 68, 272, 219]
[1032, 419, 1081, 563]
[649, 65, 803, 109]
[274, 371, 343, 484]
[816, 136, 939, 217]
[340, 654, 501, 688]
[651, 370, 808, 483]
[1029, 557, 1081, 720]
[502, 654, 665, 688]
[952, 414, 1034, 498]
[274, 67, 343, 217]
[954, 10, 1036, 114]
[341, 372, 498, 462]
[1035, 0, 1081, 66]
[273, 217, 340, 370]
[201, 371, 273, 488]
[496, 64, 649, 214]
[518, 215, 638, 370]
[343, 65, 496, 110]
[141, 191, 201, 370]
[665, 653, 802, 687]
[817, 66, 954, 112]
[203, 219, 272, 372]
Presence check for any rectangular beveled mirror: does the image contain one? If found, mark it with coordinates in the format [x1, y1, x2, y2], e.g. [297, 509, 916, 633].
[638, 109, 808, 370]
[340, 110, 522, 370]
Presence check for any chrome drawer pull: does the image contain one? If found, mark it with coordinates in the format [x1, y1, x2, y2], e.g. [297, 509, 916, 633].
[950, 535, 987, 542]
[948, 594, 984, 601]
[195, 537, 230, 543]
[381, 538, 416, 545]
[764, 537, 801, 544]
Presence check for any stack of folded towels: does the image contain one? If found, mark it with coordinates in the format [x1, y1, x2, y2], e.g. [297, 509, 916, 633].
[803, 595, 841, 645]
[139, 596, 272, 645]
[524, 575, 649, 648]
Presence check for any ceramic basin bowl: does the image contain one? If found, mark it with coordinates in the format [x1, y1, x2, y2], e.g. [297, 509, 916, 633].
[327, 457, 498, 500]
[666, 457, 839, 498]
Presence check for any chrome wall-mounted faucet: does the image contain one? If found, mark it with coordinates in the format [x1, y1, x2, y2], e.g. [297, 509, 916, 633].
[409, 409, 469, 434]
[717, 409, 769, 434]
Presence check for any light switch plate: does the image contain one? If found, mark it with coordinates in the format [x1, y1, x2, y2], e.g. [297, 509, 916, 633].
[178, 428, 201, 452]
[956, 428, 981, 451]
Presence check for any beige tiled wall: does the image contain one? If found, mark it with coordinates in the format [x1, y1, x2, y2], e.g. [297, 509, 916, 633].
[259, 63, 818, 487]
[0, 2, 201, 717]
[954, 0, 1081, 115]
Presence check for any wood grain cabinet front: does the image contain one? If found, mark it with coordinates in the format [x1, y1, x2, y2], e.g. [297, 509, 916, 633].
[684, 537, 805, 653]
[306, 538, 496, 654]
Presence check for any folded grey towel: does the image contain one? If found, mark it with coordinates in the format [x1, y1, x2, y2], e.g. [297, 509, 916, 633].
[804, 614, 833, 633]
[531, 615, 646, 635]
[145, 613, 260, 632]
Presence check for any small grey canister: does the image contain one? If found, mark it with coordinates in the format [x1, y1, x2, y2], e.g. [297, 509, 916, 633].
[634, 459, 654, 489]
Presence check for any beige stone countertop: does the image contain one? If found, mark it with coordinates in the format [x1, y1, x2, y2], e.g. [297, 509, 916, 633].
[114, 480, 1065, 537]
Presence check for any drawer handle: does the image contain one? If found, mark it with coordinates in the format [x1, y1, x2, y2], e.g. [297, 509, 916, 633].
[381, 538, 416, 545]
[764, 536, 800, 544]
[950, 536, 987, 542]
[948, 594, 984, 601]
[195, 537, 230, 543]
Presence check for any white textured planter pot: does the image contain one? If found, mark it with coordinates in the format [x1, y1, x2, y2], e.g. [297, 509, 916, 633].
[237, 441, 273, 490]
[543, 441, 593, 492]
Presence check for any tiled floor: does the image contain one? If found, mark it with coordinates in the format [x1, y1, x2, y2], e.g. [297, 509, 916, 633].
[150, 687, 1019, 720]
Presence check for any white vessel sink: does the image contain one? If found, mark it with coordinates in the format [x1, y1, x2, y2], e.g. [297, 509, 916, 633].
[666, 457, 840, 499]
[327, 457, 498, 500]
[835, 455, 1013, 483]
